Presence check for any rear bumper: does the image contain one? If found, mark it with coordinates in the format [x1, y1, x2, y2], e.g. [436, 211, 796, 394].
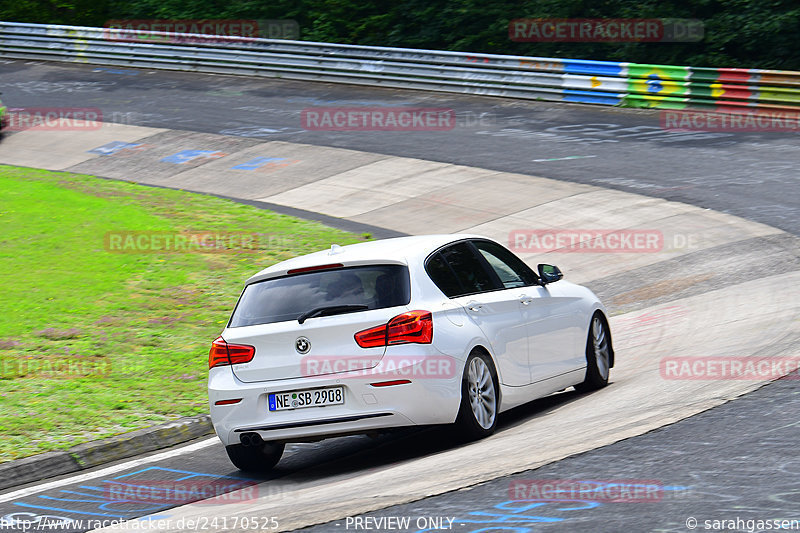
[209, 354, 462, 445]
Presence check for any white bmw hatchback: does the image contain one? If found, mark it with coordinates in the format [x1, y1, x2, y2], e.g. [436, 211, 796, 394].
[209, 235, 613, 471]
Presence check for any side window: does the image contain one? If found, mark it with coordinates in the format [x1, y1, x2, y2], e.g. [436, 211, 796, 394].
[426, 242, 497, 297]
[473, 240, 538, 288]
[443, 243, 497, 295]
[426, 252, 462, 297]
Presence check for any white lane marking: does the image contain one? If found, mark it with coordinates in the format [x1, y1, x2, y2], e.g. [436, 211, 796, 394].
[0, 438, 218, 503]
[532, 155, 597, 162]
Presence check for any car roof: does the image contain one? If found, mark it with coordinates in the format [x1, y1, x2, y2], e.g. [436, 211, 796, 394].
[246, 233, 488, 284]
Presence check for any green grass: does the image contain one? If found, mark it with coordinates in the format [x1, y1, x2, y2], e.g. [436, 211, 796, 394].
[0, 165, 367, 462]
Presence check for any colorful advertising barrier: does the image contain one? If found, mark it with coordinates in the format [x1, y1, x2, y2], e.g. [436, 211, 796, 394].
[1, 22, 799, 113]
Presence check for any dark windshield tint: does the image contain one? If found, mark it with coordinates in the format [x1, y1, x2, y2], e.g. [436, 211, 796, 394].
[229, 264, 410, 327]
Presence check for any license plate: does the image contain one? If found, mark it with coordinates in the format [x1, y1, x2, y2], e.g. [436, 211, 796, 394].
[268, 386, 344, 411]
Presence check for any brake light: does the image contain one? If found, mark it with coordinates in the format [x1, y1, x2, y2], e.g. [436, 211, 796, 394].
[209, 337, 256, 368]
[387, 311, 433, 345]
[287, 263, 343, 275]
[354, 311, 433, 348]
[353, 324, 387, 348]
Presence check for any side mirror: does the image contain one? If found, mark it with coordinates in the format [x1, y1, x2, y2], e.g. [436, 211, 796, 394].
[537, 264, 563, 285]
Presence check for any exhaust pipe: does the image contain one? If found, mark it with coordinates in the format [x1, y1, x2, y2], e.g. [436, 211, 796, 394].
[240, 432, 263, 447]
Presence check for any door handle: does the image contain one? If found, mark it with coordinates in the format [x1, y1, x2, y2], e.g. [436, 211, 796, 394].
[466, 302, 483, 312]
[519, 295, 535, 305]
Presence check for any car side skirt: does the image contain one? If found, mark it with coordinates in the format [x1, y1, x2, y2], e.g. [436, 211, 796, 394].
[499, 368, 587, 412]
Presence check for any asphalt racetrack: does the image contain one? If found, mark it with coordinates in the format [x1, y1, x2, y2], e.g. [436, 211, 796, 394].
[0, 59, 798, 533]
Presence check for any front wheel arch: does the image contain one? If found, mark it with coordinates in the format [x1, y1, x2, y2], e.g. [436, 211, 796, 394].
[593, 310, 614, 368]
[575, 311, 613, 392]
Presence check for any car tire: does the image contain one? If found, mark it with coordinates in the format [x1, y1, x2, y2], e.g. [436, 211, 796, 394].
[575, 314, 611, 392]
[225, 442, 285, 472]
[455, 350, 499, 440]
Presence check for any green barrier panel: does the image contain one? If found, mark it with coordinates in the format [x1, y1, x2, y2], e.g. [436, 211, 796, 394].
[626, 63, 692, 81]
[626, 64, 691, 107]
[621, 94, 690, 109]
[757, 86, 800, 104]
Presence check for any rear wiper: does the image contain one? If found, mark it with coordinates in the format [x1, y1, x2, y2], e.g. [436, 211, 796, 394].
[297, 305, 368, 324]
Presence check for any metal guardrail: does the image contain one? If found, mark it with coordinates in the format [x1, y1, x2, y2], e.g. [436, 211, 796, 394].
[2, 21, 800, 112]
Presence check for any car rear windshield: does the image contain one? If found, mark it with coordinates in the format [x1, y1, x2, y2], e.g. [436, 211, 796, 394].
[228, 264, 411, 327]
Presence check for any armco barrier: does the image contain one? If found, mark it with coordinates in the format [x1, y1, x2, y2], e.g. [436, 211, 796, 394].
[1, 21, 800, 112]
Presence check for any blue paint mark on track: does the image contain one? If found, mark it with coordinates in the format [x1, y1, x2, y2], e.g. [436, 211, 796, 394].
[88, 141, 142, 156]
[232, 156, 286, 170]
[161, 150, 224, 164]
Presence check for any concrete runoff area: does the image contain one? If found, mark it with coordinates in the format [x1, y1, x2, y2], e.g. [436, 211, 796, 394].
[0, 123, 166, 170]
[0, 123, 797, 532]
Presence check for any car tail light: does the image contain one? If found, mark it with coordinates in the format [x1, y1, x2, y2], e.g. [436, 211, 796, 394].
[209, 337, 256, 368]
[354, 311, 433, 348]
